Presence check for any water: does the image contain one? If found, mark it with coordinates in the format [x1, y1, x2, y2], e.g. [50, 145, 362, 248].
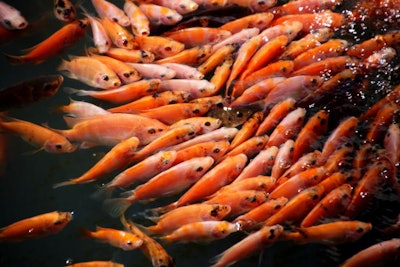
[0, 1, 399, 267]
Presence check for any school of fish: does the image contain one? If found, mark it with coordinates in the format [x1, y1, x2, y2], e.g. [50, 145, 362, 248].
[1, 0, 400, 266]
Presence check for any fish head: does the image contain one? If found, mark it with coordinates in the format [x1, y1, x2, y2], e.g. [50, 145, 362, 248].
[1, 13, 28, 30]
[95, 73, 121, 89]
[209, 204, 231, 219]
[212, 222, 240, 239]
[44, 139, 77, 153]
[152, 255, 176, 267]
[120, 235, 143, 251]
[249, 0, 278, 12]
[54, 0, 76, 22]
[37, 75, 64, 98]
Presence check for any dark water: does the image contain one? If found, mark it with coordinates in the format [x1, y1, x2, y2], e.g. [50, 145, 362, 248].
[0, 1, 399, 267]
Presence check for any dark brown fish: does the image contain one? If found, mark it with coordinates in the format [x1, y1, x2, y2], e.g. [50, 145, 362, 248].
[0, 75, 63, 111]
[206, 105, 256, 128]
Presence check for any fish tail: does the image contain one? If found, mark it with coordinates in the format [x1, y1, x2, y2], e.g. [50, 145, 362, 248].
[158, 235, 173, 245]
[78, 227, 92, 238]
[103, 198, 132, 218]
[148, 202, 178, 215]
[63, 87, 88, 96]
[4, 53, 23, 65]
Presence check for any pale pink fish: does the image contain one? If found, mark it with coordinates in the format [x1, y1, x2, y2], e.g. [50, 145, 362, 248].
[104, 157, 214, 216]
[271, 139, 294, 179]
[104, 150, 177, 190]
[384, 123, 400, 192]
[259, 20, 303, 45]
[159, 79, 216, 98]
[139, 3, 182, 25]
[152, 0, 199, 14]
[262, 75, 323, 108]
[362, 47, 397, 70]
[160, 63, 204, 80]
[126, 63, 176, 80]
[91, 0, 130, 26]
[85, 13, 111, 53]
[0, 1, 28, 30]
[169, 117, 222, 134]
[160, 221, 239, 244]
[58, 56, 121, 89]
[212, 27, 260, 52]
[123, 0, 150, 36]
[281, 150, 322, 178]
[56, 98, 110, 118]
[267, 107, 307, 147]
[234, 146, 279, 183]
[191, 0, 227, 8]
[210, 225, 284, 267]
[166, 127, 238, 151]
[174, 153, 248, 207]
[55, 113, 168, 148]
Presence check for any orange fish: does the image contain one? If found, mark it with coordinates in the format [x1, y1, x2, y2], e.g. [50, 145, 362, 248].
[269, 166, 326, 199]
[6, 19, 88, 64]
[53, 136, 140, 188]
[212, 27, 260, 52]
[234, 146, 279, 182]
[292, 109, 329, 162]
[222, 135, 269, 161]
[104, 150, 177, 190]
[160, 221, 239, 244]
[365, 103, 398, 144]
[134, 35, 185, 59]
[65, 261, 123, 267]
[156, 45, 213, 65]
[145, 203, 231, 235]
[229, 111, 264, 150]
[85, 13, 111, 53]
[0, 211, 72, 242]
[81, 226, 143, 250]
[163, 27, 231, 48]
[171, 153, 247, 208]
[264, 185, 324, 226]
[281, 220, 372, 245]
[317, 171, 349, 194]
[226, 0, 277, 12]
[291, 55, 356, 76]
[341, 238, 400, 267]
[270, 0, 343, 17]
[301, 183, 352, 227]
[219, 12, 274, 34]
[173, 140, 230, 165]
[281, 150, 322, 179]
[104, 157, 214, 216]
[139, 3, 182, 26]
[210, 225, 284, 267]
[197, 44, 235, 75]
[105, 47, 155, 63]
[213, 176, 276, 197]
[233, 197, 288, 231]
[68, 79, 162, 104]
[211, 56, 234, 95]
[0, 116, 77, 153]
[99, 18, 135, 49]
[120, 215, 175, 267]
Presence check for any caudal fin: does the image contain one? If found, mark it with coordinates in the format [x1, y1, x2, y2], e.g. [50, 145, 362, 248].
[103, 198, 132, 218]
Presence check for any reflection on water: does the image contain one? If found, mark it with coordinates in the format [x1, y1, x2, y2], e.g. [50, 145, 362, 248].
[0, 1, 399, 267]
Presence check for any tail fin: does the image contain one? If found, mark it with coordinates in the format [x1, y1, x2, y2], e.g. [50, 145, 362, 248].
[148, 202, 178, 215]
[103, 198, 132, 218]
[4, 53, 23, 65]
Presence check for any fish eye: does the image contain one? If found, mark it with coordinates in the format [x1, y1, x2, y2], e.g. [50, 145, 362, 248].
[55, 144, 63, 150]
[210, 208, 219, 217]
[165, 46, 172, 52]
[126, 240, 132, 245]
[196, 166, 204, 172]
[213, 148, 220, 153]
[122, 39, 129, 47]
[356, 227, 364, 233]
[123, 72, 130, 78]
[204, 121, 211, 126]
[3, 19, 11, 26]
[102, 75, 109, 81]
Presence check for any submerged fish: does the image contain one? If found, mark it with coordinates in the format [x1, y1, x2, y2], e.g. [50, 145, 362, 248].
[0, 75, 63, 111]
[206, 105, 257, 127]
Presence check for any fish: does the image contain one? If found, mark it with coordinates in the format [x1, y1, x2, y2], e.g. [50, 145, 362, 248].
[281, 220, 372, 245]
[271, 139, 294, 179]
[197, 44, 235, 75]
[139, 3, 182, 26]
[155, 45, 213, 65]
[281, 150, 322, 178]
[55, 113, 168, 148]
[233, 146, 279, 182]
[53, 136, 140, 188]
[85, 13, 111, 53]
[120, 215, 176, 267]
[169, 153, 248, 208]
[104, 157, 214, 217]
[173, 140, 230, 165]
[105, 48, 155, 63]
[160, 63, 205, 79]
[54, 0, 76, 22]
[163, 27, 231, 48]
[270, 0, 343, 17]
[207, 106, 255, 128]
[91, 0, 130, 27]
[0, 1, 28, 30]
[126, 63, 176, 80]
[88, 53, 142, 84]
[0, 115, 77, 153]
[123, 0, 150, 36]
[226, 0, 277, 12]
[341, 238, 400, 267]
[134, 35, 185, 59]
[65, 261, 124, 267]
[0, 75, 63, 111]
[212, 27, 260, 52]
[158, 79, 217, 98]
[99, 18, 135, 49]
[233, 197, 288, 231]
[80, 226, 143, 250]
[210, 225, 284, 267]
[365, 103, 399, 144]
[229, 111, 264, 150]
[55, 98, 110, 118]
[6, 19, 89, 64]
[160, 221, 239, 244]
[222, 135, 269, 160]
[58, 56, 121, 89]
[0, 211, 72, 242]
[219, 12, 274, 34]
[211, 55, 234, 95]
[145, 203, 232, 235]
[66, 79, 161, 104]
[300, 184, 353, 227]
[107, 90, 191, 113]
[151, 0, 199, 15]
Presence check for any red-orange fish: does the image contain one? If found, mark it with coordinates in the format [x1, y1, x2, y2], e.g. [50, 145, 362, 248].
[81, 226, 142, 250]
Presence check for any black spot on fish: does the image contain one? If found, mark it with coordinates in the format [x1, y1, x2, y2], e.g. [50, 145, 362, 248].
[148, 128, 156, 134]
[196, 166, 204, 172]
